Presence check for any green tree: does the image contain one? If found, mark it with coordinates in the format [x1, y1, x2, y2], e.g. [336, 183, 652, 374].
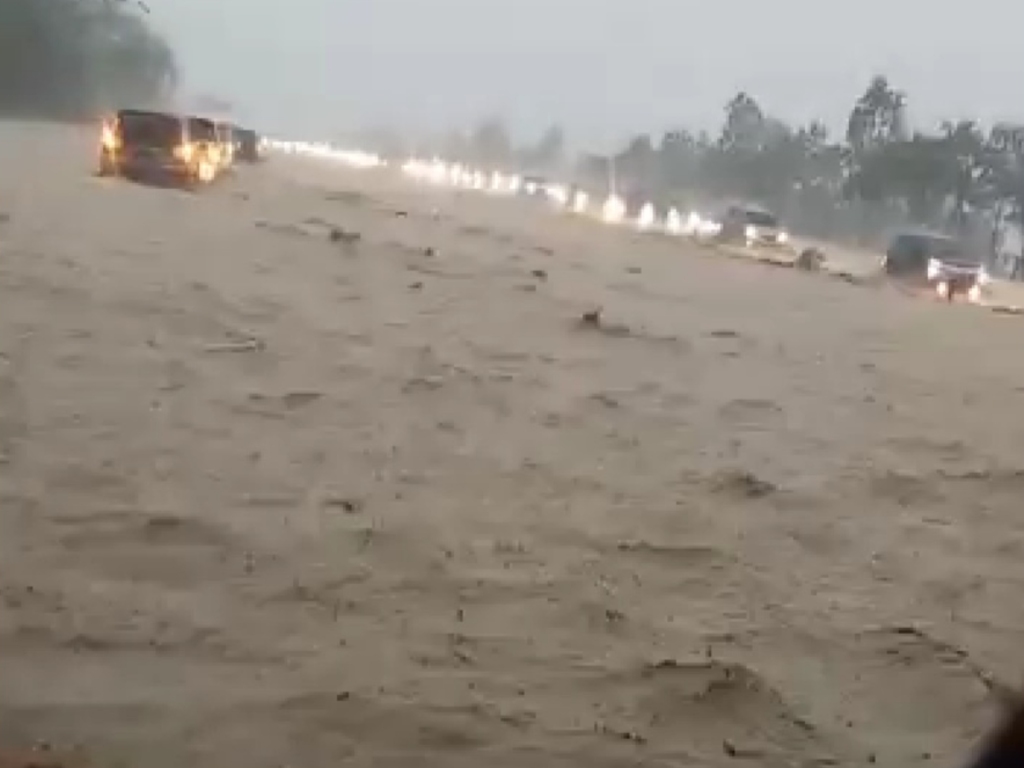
[657, 128, 705, 198]
[843, 76, 917, 235]
[846, 75, 906, 153]
[845, 134, 952, 223]
[469, 117, 513, 167]
[520, 124, 565, 169]
[441, 129, 471, 162]
[566, 72, 1016, 251]
[720, 91, 765, 150]
[939, 120, 998, 230]
[611, 133, 658, 200]
[988, 138, 1024, 273]
[0, 0, 176, 119]
[704, 95, 814, 207]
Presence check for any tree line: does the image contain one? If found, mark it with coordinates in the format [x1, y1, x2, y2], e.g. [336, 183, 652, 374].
[434, 77, 1023, 269]
[0, 0, 177, 120]
[580, 76, 1023, 263]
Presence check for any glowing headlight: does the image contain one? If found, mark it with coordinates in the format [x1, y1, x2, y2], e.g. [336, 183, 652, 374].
[777, 230, 789, 244]
[572, 190, 589, 213]
[977, 267, 991, 286]
[547, 184, 569, 206]
[745, 224, 757, 240]
[427, 162, 445, 184]
[699, 220, 721, 236]
[666, 208, 682, 234]
[101, 123, 119, 150]
[637, 202, 656, 230]
[602, 194, 626, 224]
[926, 258, 941, 280]
[197, 160, 216, 183]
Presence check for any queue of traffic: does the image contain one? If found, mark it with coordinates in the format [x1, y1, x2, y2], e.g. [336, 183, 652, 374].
[398, 158, 993, 305]
[97, 108, 265, 189]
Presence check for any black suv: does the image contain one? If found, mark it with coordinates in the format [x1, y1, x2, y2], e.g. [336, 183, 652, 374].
[883, 230, 989, 302]
[98, 109, 219, 187]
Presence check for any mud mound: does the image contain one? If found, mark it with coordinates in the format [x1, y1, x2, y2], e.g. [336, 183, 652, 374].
[707, 468, 779, 498]
[4, 125, 1024, 768]
[0, 750, 85, 768]
[591, 658, 841, 763]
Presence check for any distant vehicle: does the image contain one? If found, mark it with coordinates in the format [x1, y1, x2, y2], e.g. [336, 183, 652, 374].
[882, 229, 989, 302]
[214, 120, 235, 170]
[715, 204, 790, 247]
[521, 175, 548, 196]
[233, 126, 262, 163]
[184, 116, 226, 180]
[97, 108, 218, 187]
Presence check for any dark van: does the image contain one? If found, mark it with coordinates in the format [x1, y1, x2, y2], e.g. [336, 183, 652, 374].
[98, 109, 219, 186]
[883, 229, 989, 302]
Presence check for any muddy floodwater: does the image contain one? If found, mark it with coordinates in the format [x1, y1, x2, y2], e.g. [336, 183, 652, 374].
[1, 123, 1022, 768]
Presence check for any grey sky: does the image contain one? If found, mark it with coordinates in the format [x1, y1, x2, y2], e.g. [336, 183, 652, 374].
[153, 0, 1024, 148]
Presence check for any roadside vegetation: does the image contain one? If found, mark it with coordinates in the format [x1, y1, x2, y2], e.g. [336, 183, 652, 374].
[0, 0, 176, 121]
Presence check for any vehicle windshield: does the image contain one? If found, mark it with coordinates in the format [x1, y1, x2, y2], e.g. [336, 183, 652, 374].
[118, 112, 181, 148]
[929, 236, 980, 263]
[745, 210, 778, 227]
[188, 118, 217, 143]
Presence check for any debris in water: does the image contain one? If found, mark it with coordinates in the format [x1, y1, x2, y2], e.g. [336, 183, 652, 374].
[203, 337, 265, 353]
[796, 247, 825, 271]
[329, 227, 361, 244]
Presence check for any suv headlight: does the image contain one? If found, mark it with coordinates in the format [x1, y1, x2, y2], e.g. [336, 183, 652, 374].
[926, 258, 941, 280]
[977, 267, 991, 285]
[744, 224, 756, 240]
[777, 230, 789, 243]
[101, 124, 119, 150]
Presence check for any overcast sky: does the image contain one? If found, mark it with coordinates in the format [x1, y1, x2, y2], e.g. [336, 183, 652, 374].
[152, 0, 1024, 148]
